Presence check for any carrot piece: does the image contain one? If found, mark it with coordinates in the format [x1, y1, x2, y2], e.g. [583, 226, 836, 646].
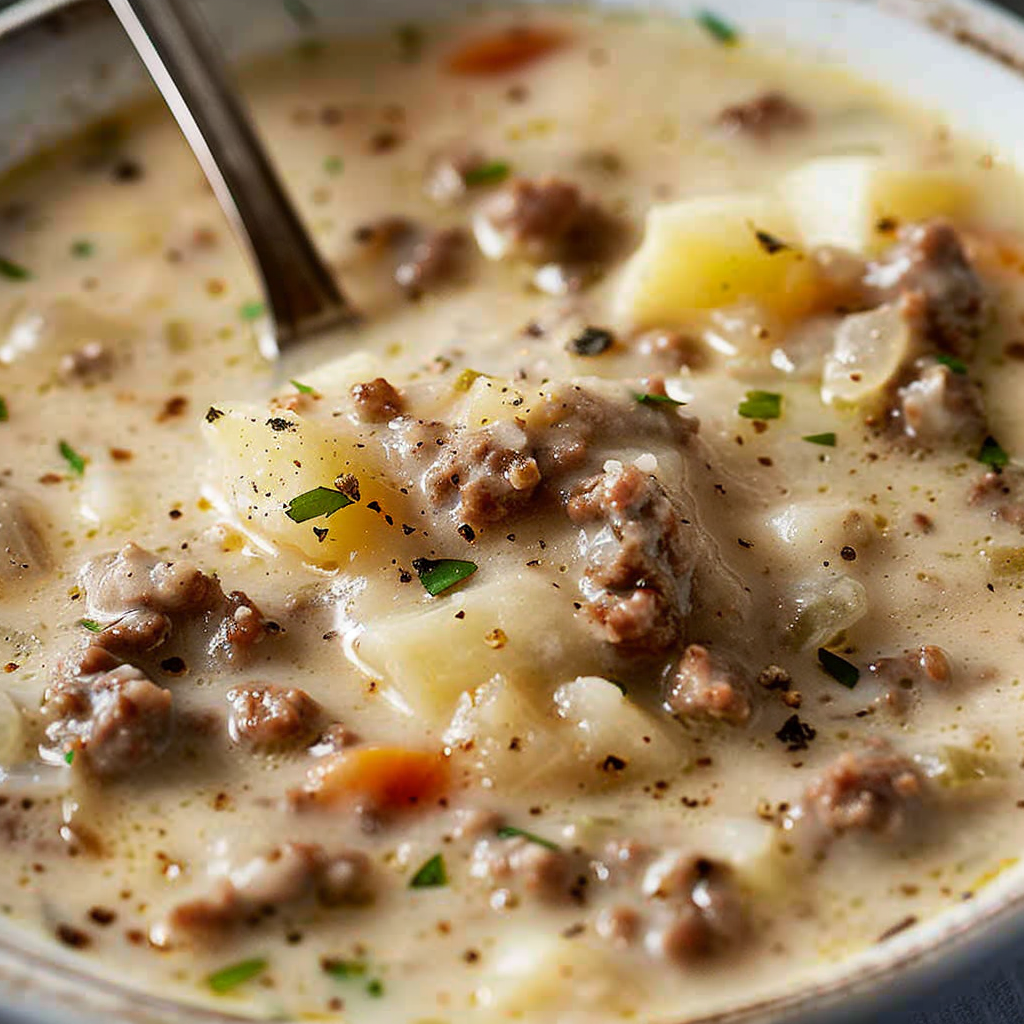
[446, 26, 566, 76]
[301, 746, 449, 810]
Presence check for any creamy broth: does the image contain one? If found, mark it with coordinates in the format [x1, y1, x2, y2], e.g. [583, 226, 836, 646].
[2, 8, 1024, 1022]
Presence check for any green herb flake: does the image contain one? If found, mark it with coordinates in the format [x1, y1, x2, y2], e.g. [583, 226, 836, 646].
[634, 392, 685, 408]
[738, 390, 782, 420]
[803, 432, 836, 447]
[59, 440, 86, 476]
[366, 979, 385, 998]
[239, 300, 266, 322]
[323, 959, 366, 980]
[396, 23, 425, 62]
[464, 161, 512, 187]
[208, 957, 267, 994]
[410, 853, 447, 889]
[70, 239, 95, 259]
[63, 750, 75, 766]
[282, 0, 315, 27]
[936, 353, 968, 375]
[496, 825, 560, 851]
[453, 368, 484, 392]
[412, 557, 478, 596]
[78, 619, 103, 633]
[290, 379, 316, 395]
[0, 256, 30, 281]
[979, 435, 1009, 471]
[284, 486, 356, 523]
[817, 648, 860, 690]
[0, 396, 8, 423]
[324, 156, 344, 176]
[696, 9, 739, 45]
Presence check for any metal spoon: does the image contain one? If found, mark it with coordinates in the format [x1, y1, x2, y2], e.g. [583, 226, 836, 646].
[107, 0, 358, 358]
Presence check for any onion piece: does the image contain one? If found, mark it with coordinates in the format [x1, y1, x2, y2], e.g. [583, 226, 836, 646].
[785, 574, 868, 651]
[821, 303, 911, 406]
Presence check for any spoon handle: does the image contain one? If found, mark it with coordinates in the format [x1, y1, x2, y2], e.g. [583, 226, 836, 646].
[108, 0, 358, 355]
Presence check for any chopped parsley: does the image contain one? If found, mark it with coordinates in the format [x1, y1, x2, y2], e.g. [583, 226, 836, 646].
[936, 353, 968, 375]
[366, 979, 385, 998]
[285, 486, 356, 523]
[496, 825, 560, 851]
[208, 957, 267, 994]
[696, 9, 739, 45]
[290, 379, 316, 395]
[464, 161, 512, 187]
[70, 239, 95, 258]
[738, 390, 782, 420]
[78, 619, 103, 633]
[803, 432, 836, 447]
[978, 435, 1009, 471]
[324, 155, 344, 176]
[817, 648, 860, 689]
[239, 300, 265, 321]
[322, 959, 367, 980]
[58, 440, 86, 476]
[634, 392, 685, 408]
[0, 396, 7, 423]
[569, 326, 615, 356]
[409, 853, 447, 889]
[0, 256, 30, 281]
[412, 557, 478, 596]
[63, 750, 75, 766]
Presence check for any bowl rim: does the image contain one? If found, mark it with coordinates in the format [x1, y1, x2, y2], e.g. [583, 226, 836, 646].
[1, 0, 1024, 1021]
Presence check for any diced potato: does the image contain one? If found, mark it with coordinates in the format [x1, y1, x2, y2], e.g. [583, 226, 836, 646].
[459, 374, 528, 430]
[444, 674, 688, 793]
[203, 405, 412, 565]
[483, 932, 644, 1016]
[77, 461, 147, 533]
[821, 303, 912, 407]
[358, 572, 602, 722]
[297, 350, 384, 397]
[780, 157, 973, 254]
[615, 194, 822, 328]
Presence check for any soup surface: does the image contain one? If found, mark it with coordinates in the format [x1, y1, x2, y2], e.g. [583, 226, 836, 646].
[3, 7, 1024, 1022]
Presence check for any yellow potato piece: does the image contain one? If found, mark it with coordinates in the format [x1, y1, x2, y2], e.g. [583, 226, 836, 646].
[616, 194, 820, 328]
[203, 405, 411, 566]
[781, 156, 973, 255]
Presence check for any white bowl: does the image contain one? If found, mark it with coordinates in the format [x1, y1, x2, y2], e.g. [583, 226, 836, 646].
[1, 1, 1024, 1021]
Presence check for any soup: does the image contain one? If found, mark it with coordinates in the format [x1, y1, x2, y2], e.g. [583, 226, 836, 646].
[1, 7, 1023, 1021]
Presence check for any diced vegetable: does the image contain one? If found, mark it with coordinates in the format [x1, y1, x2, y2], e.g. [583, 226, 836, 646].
[615, 195, 821, 329]
[780, 156, 973, 254]
[914, 746, 1002, 788]
[786, 574, 868, 651]
[302, 746, 449, 809]
[208, 957, 267, 994]
[821, 304, 912, 407]
[446, 26, 565, 75]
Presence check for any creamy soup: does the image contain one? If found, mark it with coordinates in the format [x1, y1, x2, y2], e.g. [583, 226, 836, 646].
[3, 7, 1024, 1022]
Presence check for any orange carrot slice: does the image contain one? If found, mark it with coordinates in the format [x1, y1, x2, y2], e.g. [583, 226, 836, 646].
[302, 746, 449, 810]
[446, 26, 566, 76]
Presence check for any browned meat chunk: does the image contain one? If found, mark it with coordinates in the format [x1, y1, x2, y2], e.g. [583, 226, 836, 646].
[716, 92, 809, 141]
[865, 221, 987, 358]
[157, 842, 372, 945]
[665, 644, 752, 724]
[425, 423, 542, 529]
[869, 645, 953, 715]
[969, 467, 1024, 529]
[643, 855, 748, 962]
[800, 744, 924, 836]
[42, 659, 173, 777]
[226, 684, 321, 749]
[567, 463, 696, 654]
[395, 228, 467, 294]
[475, 176, 621, 276]
[81, 543, 269, 661]
[471, 835, 579, 903]
[58, 341, 114, 383]
[351, 377, 404, 423]
[895, 362, 986, 447]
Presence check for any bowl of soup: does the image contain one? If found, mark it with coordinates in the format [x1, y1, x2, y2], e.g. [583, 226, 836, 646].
[3, 0, 1024, 1022]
